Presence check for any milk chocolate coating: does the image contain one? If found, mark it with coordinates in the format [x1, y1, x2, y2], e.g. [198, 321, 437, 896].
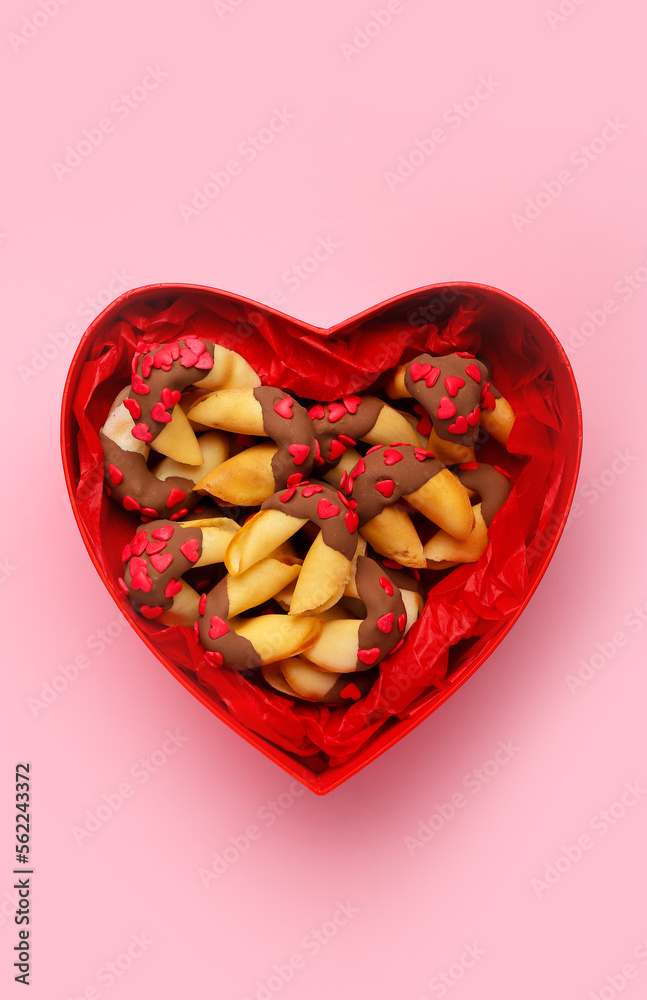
[354, 555, 406, 670]
[347, 444, 444, 525]
[127, 338, 216, 444]
[315, 669, 378, 705]
[198, 578, 262, 672]
[123, 520, 204, 616]
[403, 352, 501, 448]
[101, 432, 198, 519]
[308, 395, 383, 471]
[455, 463, 511, 527]
[262, 482, 358, 561]
[253, 386, 316, 488]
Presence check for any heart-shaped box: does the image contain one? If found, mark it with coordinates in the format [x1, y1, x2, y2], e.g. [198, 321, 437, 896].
[61, 282, 581, 794]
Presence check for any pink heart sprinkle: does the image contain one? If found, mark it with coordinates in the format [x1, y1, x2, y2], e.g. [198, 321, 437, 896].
[445, 376, 465, 397]
[317, 498, 340, 519]
[465, 363, 482, 383]
[328, 439, 346, 462]
[130, 572, 152, 593]
[131, 374, 150, 396]
[123, 495, 141, 512]
[327, 402, 347, 423]
[375, 479, 394, 498]
[151, 525, 174, 541]
[164, 579, 182, 598]
[383, 448, 403, 466]
[166, 488, 186, 508]
[180, 538, 200, 563]
[179, 349, 198, 368]
[425, 367, 441, 388]
[151, 402, 172, 424]
[344, 510, 359, 533]
[308, 404, 325, 420]
[184, 338, 205, 356]
[467, 407, 480, 427]
[161, 387, 181, 408]
[343, 395, 361, 414]
[132, 423, 153, 442]
[151, 552, 173, 573]
[140, 605, 163, 619]
[194, 353, 213, 370]
[208, 616, 230, 639]
[340, 683, 361, 701]
[288, 443, 310, 466]
[436, 397, 457, 420]
[377, 612, 395, 633]
[357, 647, 380, 665]
[379, 576, 394, 596]
[146, 540, 166, 555]
[108, 464, 123, 486]
[410, 362, 431, 382]
[123, 397, 141, 420]
[448, 416, 469, 434]
[273, 396, 294, 419]
[204, 650, 224, 668]
[198, 592, 207, 615]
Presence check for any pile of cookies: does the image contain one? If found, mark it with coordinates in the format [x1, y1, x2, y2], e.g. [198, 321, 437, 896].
[102, 336, 515, 705]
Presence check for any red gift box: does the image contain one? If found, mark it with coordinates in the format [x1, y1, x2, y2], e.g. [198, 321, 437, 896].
[61, 281, 582, 794]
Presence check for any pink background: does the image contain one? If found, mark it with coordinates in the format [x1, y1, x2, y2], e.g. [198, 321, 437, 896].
[3, 0, 647, 997]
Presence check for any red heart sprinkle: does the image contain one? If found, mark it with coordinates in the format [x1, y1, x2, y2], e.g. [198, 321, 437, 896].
[146, 540, 166, 555]
[336, 489, 350, 508]
[481, 390, 496, 411]
[208, 616, 230, 639]
[130, 532, 148, 556]
[480, 381, 491, 398]
[398, 612, 407, 631]
[410, 362, 431, 382]
[151, 402, 172, 424]
[165, 579, 182, 598]
[198, 592, 207, 616]
[308, 404, 325, 420]
[287, 473, 303, 487]
[375, 479, 394, 498]
[140, 605, 163, 619]
[445, 376, 465, 396]
[328, 439, 347, 462]
[425, 367, 441, 388]
[456, 352, 475, 358]
[465, 363, 482, 383]
[180, 538, 200, 562]
[377, 613, 395, 633]
[288, 443, 310, 466]
[141, 507, 158, 517]
[340, 683, 361, 701]
[327, 402, 347, 423]
[130, 572, 152, 593]
[416, 413, 432, 435]
[346, 498, 358, 510]
[154, 348, 174, 370]
[103, 485, 112, 497]
[184, 338, 205, 356]
[108, 464, 123, 486]
[161, 387, 182, 408]
[121, 544, 132, 562]
[317, 498, 340, 519]
[379, 576, 394, 596]
[352, 457, 366, 477]
[142, 355, 155, 378]
[493, 465, 511, 480]
[458, 461, 479, 470]
[339, 470, 348, 489]
[166, 488, 186, 508]
[448, 416, 469, 434]
[131, 374, 150, 395]
[436, 397, 457, 420]
[195, 353, 214, 371]
[151, 552, 173, 573]
[123, 397, 141, 420]
[344, 510, 359, 533]
[414, 447, 435, 461]
[302, 484, 323, 498]
[117, 577, 129, 594]
[280, 487, 297, 502]
[412, 568, 421, 580]
[179, 349, 198, 368]
[337, 434, 356, 446]
[383, 559, 404, 569]
[273, 396, 294, 419]
[357, 647, 380, 665]
[343, 395, 361, 414]
[467, 407, 480, 427]
[314, 440, 324, 466]
[124, 493, 142, 511]
[151, 525, 174, 541]
[132, 423, 153, 443]
[383, 448, 403, 466]
[204, 650, 224, 668]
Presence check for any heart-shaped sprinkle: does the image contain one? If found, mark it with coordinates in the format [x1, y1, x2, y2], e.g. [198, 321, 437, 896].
[398, 612, 407, 631]
[131, 374, 150, 395]
[287, 473, 303, 487]
[130, 532, 148, 556]
[153, 347, 175, 370]
[194, 352, 214, 371]
[383, 448, 403, 466]
[117, 577, 130, 594]
[121, 544, 132, 562]
[340, 683, 362, 701]
[166, 488, 186, 508]
[171, 508, 189, 520]
[465, 363, 482, 383]
[375, 479, 394, 498]
[204, 650, 224, 668]
[410, 362, 431, 382]
[327, 402, 347, 423]
[179, 349, 198, 368]
[352, 457, 366, 477]
[151, 402, 172, 424]
[308, 404, 325, 420]
[151, 552, 173, 573]
[448, 416, 469, 434]
[343, 395, 361, 414]
[414, 447, 435, 461]
[103, 485, 112, 497]
[382, 558, 404, 569]
[458, 461, 479, 470]
[130, 572, 152, 593]
[456, 351, 475, 358]
[208, 616, 230, 639]
[108, 464, 123, 486]
[179, 538, 200, 563]
[280, 487, 297, 502]
[140, 507, 158, 518]
[493, 465, 511, 480]
[328, 439, 347, 462]
[140, 605, 163, 619]
[184, 338, 205, 356]
[161, 387, 182, 407]
[337, 434, 356, 446]
[346, 498, 358, 511]
[288, 443, 310, 466]
[377, 613, 395, 633]
[302, 484, 323, 498]
[481, 390, 496, 411]
[425, 367, 441, 388]
[339, 470, 348, 490]
[151, 525, 174, 541]
[141, 355, 154, 378]
[467, 407, 480, 427]
[273, 396, 294, 419]
[344, 510, 359, 533]
[132, 423, 153, 443]
[317, 498, 340, 519]
[146, 540, 166, 555]
[123, 397, 141, 420]
[195, 593, 206, 617]
[193, 621, 200, 643]
[313, 440, 324, 466]
[164, 579, 182, 598]
[436, 397, 457, 420]
[445, 376, 465, 397]
[378, 576, 394, 596]
[357, 647, 380, 665]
